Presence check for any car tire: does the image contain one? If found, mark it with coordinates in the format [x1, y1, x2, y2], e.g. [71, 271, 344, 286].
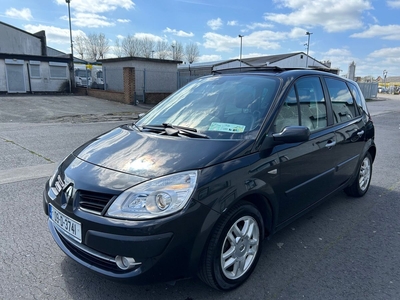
[345, 152, 372, 197]
[198, 202, 264, 291]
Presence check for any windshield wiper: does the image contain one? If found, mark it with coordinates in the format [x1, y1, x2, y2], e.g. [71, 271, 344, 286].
[132, 121, 142, 132]
[141, 123, 210, 139]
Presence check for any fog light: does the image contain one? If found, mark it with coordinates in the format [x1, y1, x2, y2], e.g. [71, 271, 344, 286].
[115, 255, 141, 270]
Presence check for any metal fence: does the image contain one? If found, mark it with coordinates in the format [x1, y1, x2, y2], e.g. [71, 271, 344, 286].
[178, 74, 204, 89]
[357, 82, 378, 100]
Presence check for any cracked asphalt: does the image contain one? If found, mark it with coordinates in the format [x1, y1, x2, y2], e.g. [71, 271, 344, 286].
[1, 94, 400, 300]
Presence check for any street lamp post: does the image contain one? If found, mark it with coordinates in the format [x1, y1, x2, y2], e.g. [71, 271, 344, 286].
[383, 70, 387, 90]
[238, 35, 244, 69]
[305, 31, 312, 68]
[65, 0, 73, 93]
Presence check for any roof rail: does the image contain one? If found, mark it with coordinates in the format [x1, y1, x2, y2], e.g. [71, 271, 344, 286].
[212, 66, 284, 74]
[212, 66, 338, 75]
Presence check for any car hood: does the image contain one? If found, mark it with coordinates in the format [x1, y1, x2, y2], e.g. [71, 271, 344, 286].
[73, 125, 254, 178]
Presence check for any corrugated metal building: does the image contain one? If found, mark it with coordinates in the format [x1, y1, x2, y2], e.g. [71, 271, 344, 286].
[0, 21, 72, 94]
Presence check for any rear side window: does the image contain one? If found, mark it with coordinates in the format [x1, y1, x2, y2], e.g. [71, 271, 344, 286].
[348, 82, 368, 115]
[325, 78, 358, 123]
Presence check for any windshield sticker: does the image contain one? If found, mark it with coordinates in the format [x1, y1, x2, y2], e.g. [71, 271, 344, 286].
[208, 122, 246, 133]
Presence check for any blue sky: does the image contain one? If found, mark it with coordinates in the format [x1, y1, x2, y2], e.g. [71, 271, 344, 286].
[1, 0, 400, 78]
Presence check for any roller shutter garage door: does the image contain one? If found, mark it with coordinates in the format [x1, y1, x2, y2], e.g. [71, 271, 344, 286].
[5, 59, 26, 93]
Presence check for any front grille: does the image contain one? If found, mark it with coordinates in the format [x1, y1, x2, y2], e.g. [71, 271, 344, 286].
[79, 191, 114, 215]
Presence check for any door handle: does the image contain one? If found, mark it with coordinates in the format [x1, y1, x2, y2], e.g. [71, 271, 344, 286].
[325, 140, 336, 148]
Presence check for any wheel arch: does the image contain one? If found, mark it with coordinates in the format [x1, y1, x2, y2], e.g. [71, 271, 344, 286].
[238, 193, 274, 238]
[368, 145, 376, 163]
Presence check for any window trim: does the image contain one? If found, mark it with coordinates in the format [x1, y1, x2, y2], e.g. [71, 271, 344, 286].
[29, 60, 41, 78]
[324, 77, 359, 124]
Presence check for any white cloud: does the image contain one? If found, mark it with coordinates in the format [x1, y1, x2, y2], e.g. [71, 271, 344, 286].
[203, 30, 282, 52]
[163, 27, 194, 37]
[117, 19, 130, 23]
[55, 0, 135, 13]
[227, 20, 238, 26]
[24, 24, 86, 46]
[351, 25, 400, 40]
[5, 8, 33, 20]
[323, 48, 352, 57]
[264, 0, 372, 32]
[387, 0, 400, 8]
[207, 18, 223, 30]
[246, 22, 274, 30]
[287, 27, 309, 39]
[61, 13, 115, 28]
[203, 32, 237, 52]
[134, 33, 164, 42]
[197, 54, 222, 62]
[369, 47, 400, 58]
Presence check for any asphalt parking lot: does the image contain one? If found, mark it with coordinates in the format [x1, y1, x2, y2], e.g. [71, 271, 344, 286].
[0, 95, 152, 185]
[1, 93, 400, 300]
[0, 94, 151, 124]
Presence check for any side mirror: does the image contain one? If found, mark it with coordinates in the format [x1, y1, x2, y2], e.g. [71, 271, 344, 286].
[259, 126, 310, 158]
[273, 126, 311, 143]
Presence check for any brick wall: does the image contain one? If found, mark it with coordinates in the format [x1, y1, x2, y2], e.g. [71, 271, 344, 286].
[74, 87, 125, 103]
[145, 92, 171, 104]
[123, 67, 135, 104]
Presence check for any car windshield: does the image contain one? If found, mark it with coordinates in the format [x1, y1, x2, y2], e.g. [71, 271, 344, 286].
[136, 75, 279, 140]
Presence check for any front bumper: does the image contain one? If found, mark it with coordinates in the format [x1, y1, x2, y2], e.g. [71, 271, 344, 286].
[43, 184, 218, 284]
[48, 219, 172, 279]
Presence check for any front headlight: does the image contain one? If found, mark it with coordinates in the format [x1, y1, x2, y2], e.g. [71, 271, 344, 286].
[106, 171, 198, 220]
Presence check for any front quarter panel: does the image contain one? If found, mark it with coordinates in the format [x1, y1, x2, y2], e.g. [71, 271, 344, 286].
[196, 152, 280, 232]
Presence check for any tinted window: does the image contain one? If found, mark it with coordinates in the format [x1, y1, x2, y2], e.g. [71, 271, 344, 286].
[274, 77, 327, 132]
[325, 78, 358, 123]
[348, 82, 368, 115]
[296, 77, 327, 131]
[273, 87, 299, 132]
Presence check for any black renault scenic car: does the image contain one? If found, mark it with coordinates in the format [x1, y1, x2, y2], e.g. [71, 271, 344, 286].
[43, 68, 376, 290]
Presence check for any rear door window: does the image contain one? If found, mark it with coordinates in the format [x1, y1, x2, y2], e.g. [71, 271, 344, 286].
[325, 78, 358, 123]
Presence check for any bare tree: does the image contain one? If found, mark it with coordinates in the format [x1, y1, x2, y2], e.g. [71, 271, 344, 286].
[74, 34, 87, 59]
[185, 42, 200, 64]
[156, 40, 169, 59]
[97, 33, 109, 59]
[122, 35, 139, 57]
[86, 33, 99, 60]
[138, 37, 155, 58]
[171, 41, 184, 61]
[114, 38, 124, 58]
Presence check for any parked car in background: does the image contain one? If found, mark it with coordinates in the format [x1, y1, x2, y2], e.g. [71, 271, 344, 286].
[43, 68, 376, 290]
